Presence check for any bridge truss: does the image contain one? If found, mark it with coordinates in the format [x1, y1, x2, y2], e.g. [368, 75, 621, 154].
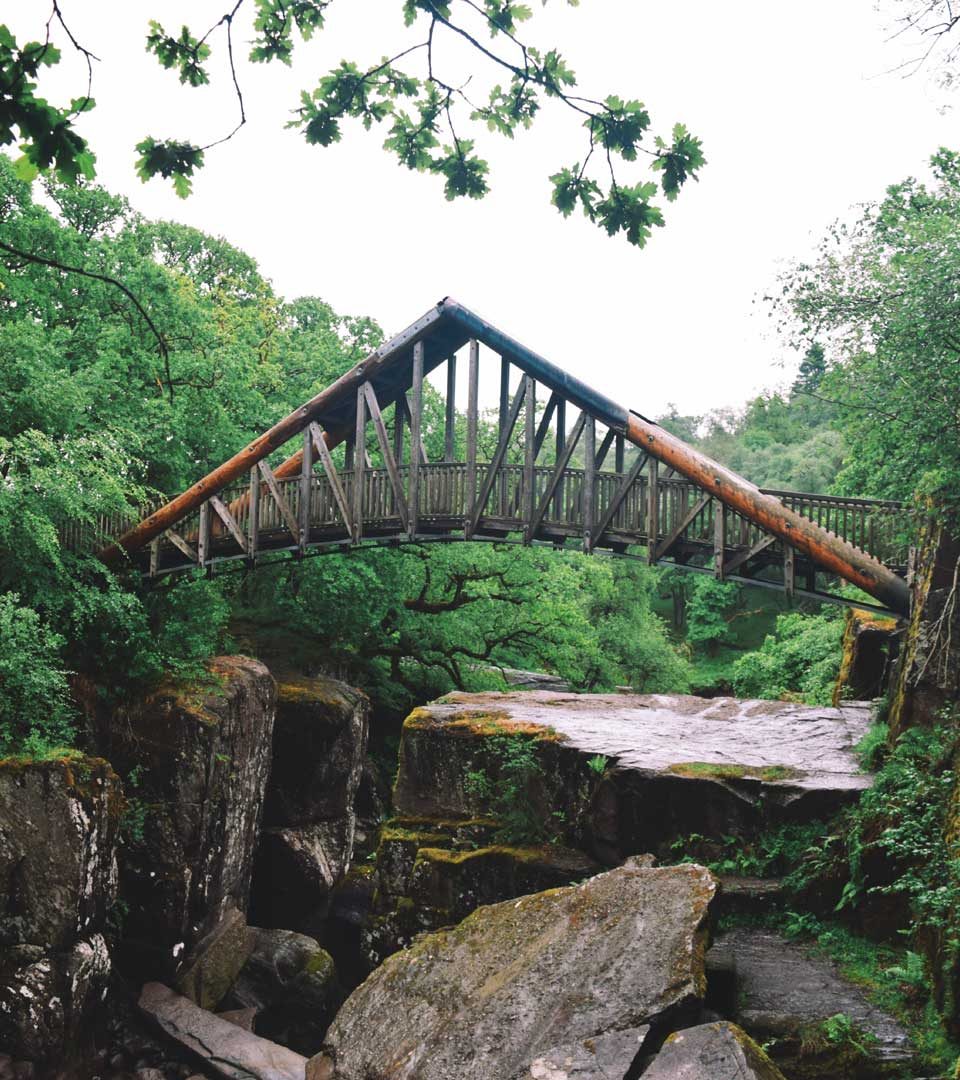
[89, 299, 913, 616]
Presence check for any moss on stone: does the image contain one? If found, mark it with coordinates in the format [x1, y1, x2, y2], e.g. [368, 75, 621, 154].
[403, 707, 562, 742]
[666, 761, 803, 782]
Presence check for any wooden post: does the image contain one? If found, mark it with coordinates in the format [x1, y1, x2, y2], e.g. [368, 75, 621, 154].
[198, 500, 210, 568]
[523, 377, 536, 537]
[785, 544, 796, 599]
[362, 383, 409, 531]
[594, 428, 615, 472]
[647, 458, 659, 564]
[409, 341, 424, 538]
[353, 384, 365, 543]
[149, 538, 159, 577]
[615, 433, 625, 475]
[465, 339, 479, 532]
[299, 428, 312, 553]
[499, 355, 510, 430]
[583, 414, 596, 553]
[393, 397, 405, 469]
[248, 465, 259, 560]
[445, 354, 457, 462]
[554, 398, 566, 522]
[498, 356, 510, 517]
[714, 500, 726, 579]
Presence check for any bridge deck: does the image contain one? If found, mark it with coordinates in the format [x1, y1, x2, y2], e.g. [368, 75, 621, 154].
[68, 461, 910, 604]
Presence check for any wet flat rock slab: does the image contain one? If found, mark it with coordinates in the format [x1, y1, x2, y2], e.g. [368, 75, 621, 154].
[419, 691, 874, 793]
[707, 928, 915, 1074]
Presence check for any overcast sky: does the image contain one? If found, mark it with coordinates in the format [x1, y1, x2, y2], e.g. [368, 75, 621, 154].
[5, 1, 956, 417]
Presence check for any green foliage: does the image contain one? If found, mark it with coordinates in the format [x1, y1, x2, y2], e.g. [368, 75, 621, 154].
[658, 386, 846, 495]
[779, 148, 960, 518]
[670, 821, 833, 881]
[769, 909, 960, 1074]
[238, 543, 691, 714]
[731, 608, 844, 705]
[845, 721, 960, 930]
[0, 23, 95, 185]
[0, 593, 74, 757]
[120, 765, 150, 845]
[586, 754, 608, 775]
[855, 720, 890, 772]
[464, 734, 547, 844]
[684, 576, 740, 653]
[5, 4, 703, 246]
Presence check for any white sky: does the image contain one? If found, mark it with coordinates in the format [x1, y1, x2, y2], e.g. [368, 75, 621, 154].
[5, 1, 956, 417]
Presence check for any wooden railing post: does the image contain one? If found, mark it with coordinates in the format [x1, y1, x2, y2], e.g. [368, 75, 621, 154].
[445, 354, 457, 462]
[198, 500, 210, 569]
[714, 500, 726, 579]
[523, 377, 536, 533]
[647, 458, 659, 564]
[409, 341, 424, 538]
[583, 414, 596, 553]
[299, 428, 312, 554]
[784, 544, 796, 598]
[248, 465, 260, 561]
[554, 398, 566, 521]
[465, 339, 479, 533]
[353, 384, 366, 543]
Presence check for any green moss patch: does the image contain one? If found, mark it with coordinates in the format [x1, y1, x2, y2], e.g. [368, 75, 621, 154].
[666, 761, 803, 782]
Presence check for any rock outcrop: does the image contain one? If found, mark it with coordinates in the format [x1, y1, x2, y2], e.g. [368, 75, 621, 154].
[251, 675, 369, 938]
[888, 523, 960, 739]
[105, 656, 276, 986]
[394, 691, 875, 861]
[643, 1021, 787, 1079]
[323, 861, 716, 1080]
[833, 608, 899, 706]
[225, 927, 339, 1056]
[0, 755, 121, 1069]
[360, 818, 600, 971]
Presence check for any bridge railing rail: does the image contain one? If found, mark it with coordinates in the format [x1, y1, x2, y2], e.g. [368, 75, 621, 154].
[62, 459, 916, 585]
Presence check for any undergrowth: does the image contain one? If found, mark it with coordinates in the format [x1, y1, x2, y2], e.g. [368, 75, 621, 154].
[725, 909, 960, 1074]
[464, 734, 550, 845]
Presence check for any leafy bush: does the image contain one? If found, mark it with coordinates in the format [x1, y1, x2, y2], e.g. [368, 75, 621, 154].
[731, 608, 843, 704]
[845, 721, 960, 929]
[0, 593, 74, 756]
[464, 735, 550, 845]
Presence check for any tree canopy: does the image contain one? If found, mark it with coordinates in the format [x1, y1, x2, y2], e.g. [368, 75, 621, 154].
[0, 158, 696, 752]
[1, 1, 705, 248]
[777, 147, 960, 519]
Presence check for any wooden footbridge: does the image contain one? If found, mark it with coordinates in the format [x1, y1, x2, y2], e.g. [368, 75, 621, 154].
[90, 299, 914, 616]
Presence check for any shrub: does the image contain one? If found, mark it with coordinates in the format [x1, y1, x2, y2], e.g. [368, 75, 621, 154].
[0, 592, 74, 756]
[731, 608, 843, 704]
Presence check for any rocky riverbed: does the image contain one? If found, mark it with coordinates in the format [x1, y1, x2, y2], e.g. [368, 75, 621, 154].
[0, 670, 921, 1079]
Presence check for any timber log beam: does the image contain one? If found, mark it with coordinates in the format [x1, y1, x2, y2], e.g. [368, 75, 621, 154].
[623, 413, 910, 616]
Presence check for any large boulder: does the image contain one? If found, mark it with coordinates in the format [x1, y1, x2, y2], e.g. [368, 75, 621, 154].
[104, 656, 276, 982]
[225, 927, 339, 1056]
[323, 862, 716, 1080]
[643, 1021, 787, 1079]
[360, 821, 601, 972]
[394, 691, 875, 862]
[263, 674, 369, 828]
[0, 756, 121, 1068]
[251, 675, 369, 936]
